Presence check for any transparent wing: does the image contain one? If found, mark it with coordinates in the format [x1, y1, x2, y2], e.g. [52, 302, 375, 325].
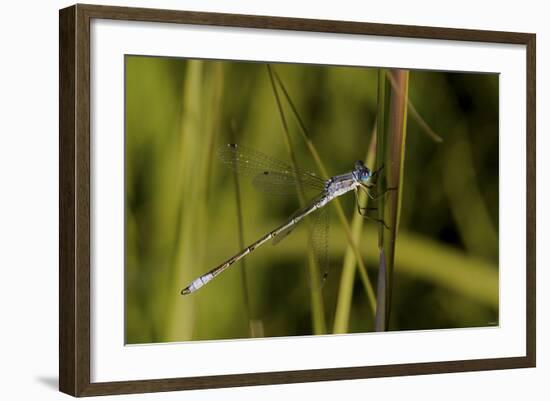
[272, 207, 303, 245]
[308, 207, 330, 290]
[218, 143, 326, 194]
[252, 170, 316, 195]
[272, 193, 327, 245]
[271, 198, 330, 290]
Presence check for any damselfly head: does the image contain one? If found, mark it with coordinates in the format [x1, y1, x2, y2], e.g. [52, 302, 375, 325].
[354, 160, 372, 184]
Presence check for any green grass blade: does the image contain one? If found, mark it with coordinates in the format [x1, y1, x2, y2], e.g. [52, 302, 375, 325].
[167, 61, 228, 341]
[210, 224, 498, 310]
[442, 128, 498, 261]
[228, 120, 263, 337]
[385, 70, 442, 143]
[267, 65, 327, 335]
[332, 127, 377, 333]
[374, 250, 387, 331]
[376, 69, 409, 330]
[271, 68, 377, 315]
[166, 60, 205, 341]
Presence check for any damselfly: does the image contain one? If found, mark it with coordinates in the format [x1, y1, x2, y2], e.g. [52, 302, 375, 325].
[180, 143, 384, 295]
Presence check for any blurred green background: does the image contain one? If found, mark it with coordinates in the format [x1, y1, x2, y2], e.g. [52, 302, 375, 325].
[125, 55, 499, 344]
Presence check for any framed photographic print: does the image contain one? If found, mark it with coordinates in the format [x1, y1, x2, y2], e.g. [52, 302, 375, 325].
[59, 3, 536, 397]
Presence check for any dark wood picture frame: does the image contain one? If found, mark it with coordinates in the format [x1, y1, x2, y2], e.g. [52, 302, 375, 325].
[59, 3, 536, 397]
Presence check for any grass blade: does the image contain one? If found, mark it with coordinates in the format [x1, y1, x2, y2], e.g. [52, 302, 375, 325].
[333, 127, 377, 333]
[166, 60, 205, 341]
[168, 61, 227, 341]
[244, 224, 498, 309]
[267, 65, 327, 334]
[271, 68, 377, 316]
[229, 121, 263, 337]
[385, 70, 442, 143]
[374, 250, 387, 331]
[442, 129, 498, 260]
[376, 69, 409, 330]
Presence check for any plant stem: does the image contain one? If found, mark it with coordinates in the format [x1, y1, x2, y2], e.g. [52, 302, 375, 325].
[229, 120, 256, 337]
[375, 69, 409, 331]
[267, 65, 327, 334]
[271, 68, 377, 314]
[333, 127, 377, 333]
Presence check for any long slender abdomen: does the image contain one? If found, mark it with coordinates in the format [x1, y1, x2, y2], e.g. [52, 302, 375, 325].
[180, 200, 322, 295]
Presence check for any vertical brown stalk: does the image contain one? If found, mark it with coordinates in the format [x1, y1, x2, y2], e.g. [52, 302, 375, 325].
[375, 69, 409, 331]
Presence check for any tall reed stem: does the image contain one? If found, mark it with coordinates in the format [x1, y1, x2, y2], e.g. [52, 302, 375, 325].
[375, 69, 409, 331]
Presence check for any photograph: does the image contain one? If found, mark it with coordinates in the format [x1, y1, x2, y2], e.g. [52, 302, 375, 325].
[124, 56, 499, 344]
